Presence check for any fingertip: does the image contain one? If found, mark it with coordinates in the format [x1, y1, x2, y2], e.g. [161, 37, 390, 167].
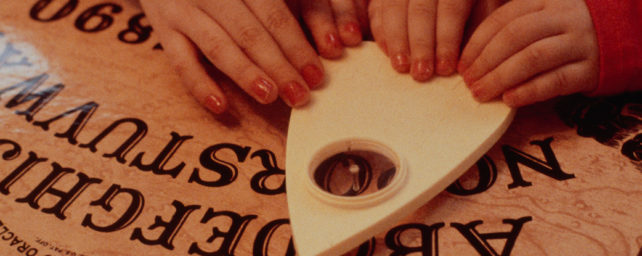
[204, 95, 228, 114]
[280, 81, 310, 107]
[411, 59, 433, 82]
[318, 32, 344, 59]
[326, 32, 342, 48]
[436, 58, 456, 76]
[391, 53, 410, 73]
[502, 91, 525, 108]
[339, 22, 363, 46]
[251, 78, 279, 104]
[462, 68, 474, 86]
[301, 64, 325, 89]
[469, 81, 491, 102]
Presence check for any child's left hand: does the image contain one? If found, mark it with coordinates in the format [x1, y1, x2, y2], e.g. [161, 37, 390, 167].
[458, 0, 600, 107]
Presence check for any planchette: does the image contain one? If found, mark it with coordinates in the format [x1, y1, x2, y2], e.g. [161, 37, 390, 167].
[285, 42, 514, 255]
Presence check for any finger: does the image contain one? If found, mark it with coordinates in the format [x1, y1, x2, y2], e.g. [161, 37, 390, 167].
[140, 1, 229, 113]
[463, 12, 564, 84]
[470, 34, 583, 101]
[198, 1, 310, 107]
[435, 0, 474, 75]
[382, 0, 410, 73]
[408, 0, 436, 81]
[466, 0, 508, 36]
[330, 0, 363, 46]
[458, 0, 544, 73]
[285, 0, 300, 16]
[301, 0, 344, 59]
[158, 29, 229, 114]
[244, 0, 326, 89]
[502, 61, 598, 107]
[368, 0, 387, 54]
[353, 0, 371, 38]
[169, 6, 286, 106]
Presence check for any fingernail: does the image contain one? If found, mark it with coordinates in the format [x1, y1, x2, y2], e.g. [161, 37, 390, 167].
[282, 81, 309, 107]
[411, 59, 433, 82]
[436, 59, 455, 75]
[391, 53, 410, 73]
[326, 32, 342, 49]
[204, 95, 225, 114]
[320, 33, 343, 58]
[343, 22, 362, 38]
[252, 78, 276, 103]
[301, 64, 324, 89]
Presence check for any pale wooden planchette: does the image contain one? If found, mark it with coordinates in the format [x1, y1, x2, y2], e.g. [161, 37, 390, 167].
[286, 42, 514, 255]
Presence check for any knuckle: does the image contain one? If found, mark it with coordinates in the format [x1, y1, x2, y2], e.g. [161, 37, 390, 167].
[266, 62, 298, 83]
[411, 36, 432, 48]
[409, 2, 434, 17]
[202, 36, 227, 61]
[439, 0, 472, 13]
[437, 45, 458, 61]
[264, 9, 293, 31]
[487, 67, 509, 88]
[273, 64, 295, 79]
[287, 44, 312, 61]
[383, 0, 404, 10]
[238, 25, 264, 47]
[171, 59, 189, 77]
[501, 23, 522, 44]
[552, 71, 570, 88]
[525, 46, 546, 65]
[438, 1, 459, 12]
[476, 54, 493, 71]
[489, 72, 504, 86]
[235, 61, 256, 79]
[171, 61, 198, 90]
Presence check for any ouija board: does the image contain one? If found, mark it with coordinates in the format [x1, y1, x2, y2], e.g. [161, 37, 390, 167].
[0, 1, 641, 255]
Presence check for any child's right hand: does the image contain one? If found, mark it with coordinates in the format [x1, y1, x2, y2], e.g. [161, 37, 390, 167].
[140, 0, 325, 114]
[458, 0, 600, 107]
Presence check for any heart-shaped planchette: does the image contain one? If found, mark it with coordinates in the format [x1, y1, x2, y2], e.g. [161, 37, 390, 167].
[285, 42, 514, 255]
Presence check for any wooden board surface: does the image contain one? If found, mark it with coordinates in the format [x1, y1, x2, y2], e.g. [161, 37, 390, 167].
[0, 1, 641, 255]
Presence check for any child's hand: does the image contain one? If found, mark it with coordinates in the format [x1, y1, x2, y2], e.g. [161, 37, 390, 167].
[140, 0, 325, 114]
[290, 0, 369, 59]
[458, 0, 599, 107]
[368, 0, 477, 81]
